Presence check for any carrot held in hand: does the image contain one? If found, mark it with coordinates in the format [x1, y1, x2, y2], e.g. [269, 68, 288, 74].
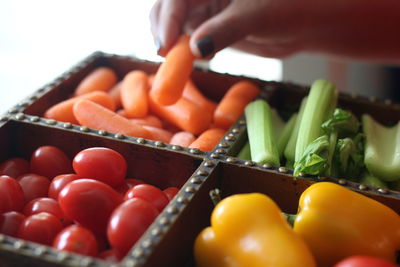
[213, 80, 260, 130]
[74, 67, 118, 96]
[150, 35, 195, 105]
[73, 99, 150, 139]
[170, 131, 196, 147]
[121, 70, 149, 118]
[44, 91, 116, 124]
[149, 95, 212, 135]
[189, 128, 226, 152]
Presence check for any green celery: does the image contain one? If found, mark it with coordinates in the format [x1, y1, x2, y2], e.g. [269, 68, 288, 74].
[284, 97, 308, 167]
[363, 114, 400, 181]
[237, 142, 251, 160]
[294, 108, 361, 177]
[277, 113, 298, 159]
[245, 99, 280, 166]
[294, 79, 338, 162]
[293, 135, 330, 176]
[333, 134, 365, 181]
[359, 171, 388, 189]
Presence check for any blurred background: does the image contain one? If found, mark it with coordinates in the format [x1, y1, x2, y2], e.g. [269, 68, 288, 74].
[1, 0, 398, 114]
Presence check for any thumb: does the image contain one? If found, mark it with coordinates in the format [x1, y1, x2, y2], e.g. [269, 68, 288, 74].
[190, 1, 261, 58]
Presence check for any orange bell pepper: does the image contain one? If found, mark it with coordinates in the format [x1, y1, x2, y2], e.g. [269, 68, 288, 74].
[194, 193, 316, 267]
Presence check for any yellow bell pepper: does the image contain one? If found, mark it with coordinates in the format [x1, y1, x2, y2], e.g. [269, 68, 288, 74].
[194, 193, 316, 267]
[293, 182, 400, 267]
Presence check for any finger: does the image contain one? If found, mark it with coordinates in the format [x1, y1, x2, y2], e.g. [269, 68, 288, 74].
[157, 0, 188, 57]
[231, 39, 301, 59]
[190, 1, 266, 58]
[149, 0, 162, 51]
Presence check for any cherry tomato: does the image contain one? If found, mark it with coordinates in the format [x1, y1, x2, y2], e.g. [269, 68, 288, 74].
[53, 225, 98, 256]
[48, 174, 80, 199]
[30, 146, 72, 179]
[0, 175, 25, 213]
[163, 187, 179, 201]
[0, 211, 25, 237]
[17, 173, 50, 203]
[334, 255, 399, 267]
[124, 184, 169, 212]
[115, 178, 144, 195]
[97, 249, 122, 263]
[58, 179, 123, 235]
[23, 197, 71, 226]
[107, 198, 159, 256]
[18, 212, 63, 245]
[0, 158, 30, 178]
[72, 147, 127, 188]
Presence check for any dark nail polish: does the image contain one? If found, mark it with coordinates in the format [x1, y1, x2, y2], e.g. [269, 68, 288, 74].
[196, 36, 214, 58]
[155, 38, 162, 53]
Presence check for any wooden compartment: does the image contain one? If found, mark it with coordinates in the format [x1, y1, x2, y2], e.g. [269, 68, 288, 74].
[1, 52, 400, 267]
[0, 119, 202, 266]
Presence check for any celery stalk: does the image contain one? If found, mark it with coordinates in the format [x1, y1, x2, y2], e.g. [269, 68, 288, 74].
[237, 142, 251, 160]
[284, 97, 308, 167]
[245, 99, 280, 166]
[294, 79, 338, 162]
[271, 108, 286, 139]
[277, 112, 297, 159]
[363, 114, 400, 181]
[359, 171, 388, 189]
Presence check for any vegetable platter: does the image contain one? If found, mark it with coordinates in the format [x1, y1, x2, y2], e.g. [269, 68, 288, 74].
[0, 51, 400, 267]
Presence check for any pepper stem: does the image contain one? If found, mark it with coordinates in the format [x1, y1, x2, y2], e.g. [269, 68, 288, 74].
[209, 188, 222, 206]
[283, 213, 297, 226]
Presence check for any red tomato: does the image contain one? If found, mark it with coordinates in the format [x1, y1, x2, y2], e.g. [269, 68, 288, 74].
[58, 179, 123, 235]
[72, 147, 127, 188]
[0, 175, 25, 213]
[114, 178, 144, 195]
[124, 184, 169, 212]
[107, 198, 159, 256]
[17, 173, 50, 203]
[334, 255, 399, 267]
[97, 249, 122, 263]
[0, 211, 25, 237]
[48, 174, 80, 199]
[53, 225, 98, 256]
[163, 187, 179, 201]
[30, 146, 72, 179]
[0, 158, 30, 178]
[18, 212, 63, 245]
[23, 197, 71, 226]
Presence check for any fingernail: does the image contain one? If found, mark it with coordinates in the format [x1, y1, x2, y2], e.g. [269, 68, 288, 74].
[155, 38, 162, 53]
[196, 36, 214, 58]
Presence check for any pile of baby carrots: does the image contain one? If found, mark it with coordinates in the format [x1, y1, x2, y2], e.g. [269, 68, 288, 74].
[44, 35, 260, 152]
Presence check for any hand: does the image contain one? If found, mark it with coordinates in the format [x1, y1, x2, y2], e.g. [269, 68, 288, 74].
[150, 0, 306, 58]
[150, 0, 400, 64]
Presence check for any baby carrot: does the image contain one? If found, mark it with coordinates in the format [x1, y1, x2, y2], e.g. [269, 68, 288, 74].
[169, 131, 196, 147]
[129, 115, 163, 128]
[213, 80, 260, 130]
[142, 126, 173, 143]
[120, 70, 149, 118]
[149, 95, 212, 135]
[188, 128, 226, 152]
[183, 79, 217, 114]
[74, 67, 118, 96]
[150, 35, 195, 105]
[108, 81, 122, 110]
[44, 91, 116, 124]
[73, 99, 150, 139]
